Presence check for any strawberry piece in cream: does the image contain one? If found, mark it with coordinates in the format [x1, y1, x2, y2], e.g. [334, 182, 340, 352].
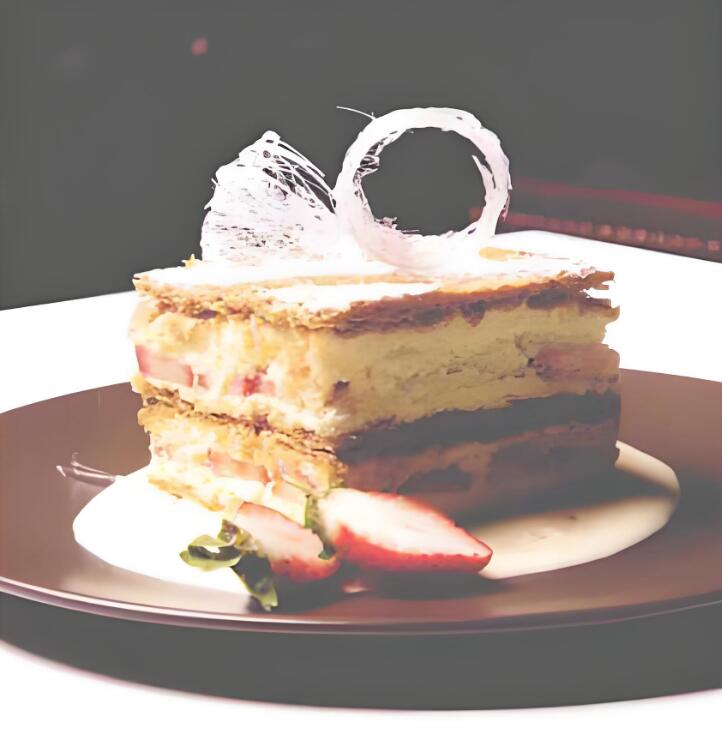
[190, 369, 276, 397]
[208, 450, 270, 483]
[196, 373, 213, 390]
[261, 480, 308, 527]
[135, 346, 193, 387]
[228, 370, 276, 397]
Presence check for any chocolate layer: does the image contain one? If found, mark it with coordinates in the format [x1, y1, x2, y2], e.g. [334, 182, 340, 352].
[337, 390, 620, 462]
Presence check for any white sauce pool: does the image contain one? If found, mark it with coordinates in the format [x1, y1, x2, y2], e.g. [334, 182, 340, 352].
[73, 442, 679, 590]
[73, 469, 248, 595]
[475, 443, 679, 579]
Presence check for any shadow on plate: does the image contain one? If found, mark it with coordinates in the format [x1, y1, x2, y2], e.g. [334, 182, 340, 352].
[3, 593, 722, 710]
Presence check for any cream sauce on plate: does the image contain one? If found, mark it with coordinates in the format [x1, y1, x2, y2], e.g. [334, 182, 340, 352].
[475, 443, 679, 579]
[73, 469, 249, 596]
[73, 442, 679, 591]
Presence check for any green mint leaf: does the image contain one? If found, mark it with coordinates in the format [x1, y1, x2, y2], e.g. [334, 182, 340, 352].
[232, 555, 278, 611]
[179, 520, 278, 610]
[179, 545, 242, 571]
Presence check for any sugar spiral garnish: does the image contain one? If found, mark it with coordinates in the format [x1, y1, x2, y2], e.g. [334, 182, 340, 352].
[201, 131, 347, 265]
[333, 107, 511, 276]
[200, 108, 511, 278]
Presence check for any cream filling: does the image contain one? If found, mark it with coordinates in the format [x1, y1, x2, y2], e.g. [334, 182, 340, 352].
[131, 300, 616, 436]
[147, 454, 266, 512]
[142, 405, 340, 491]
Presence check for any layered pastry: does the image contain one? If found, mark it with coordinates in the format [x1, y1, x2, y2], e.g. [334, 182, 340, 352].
[131, 252, 619, 520]
[125, 106, 621, 604]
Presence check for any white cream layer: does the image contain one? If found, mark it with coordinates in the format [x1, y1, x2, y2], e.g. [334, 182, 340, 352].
[132, 300, 616, 436]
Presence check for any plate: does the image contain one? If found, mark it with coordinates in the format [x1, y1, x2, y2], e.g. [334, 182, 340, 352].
[1, 370, 721, 635]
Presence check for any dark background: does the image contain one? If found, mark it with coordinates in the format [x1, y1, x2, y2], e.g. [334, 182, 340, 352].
[1, 0, 720, 309]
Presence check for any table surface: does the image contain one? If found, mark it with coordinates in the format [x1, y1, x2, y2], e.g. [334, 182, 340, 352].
[2, 231, 721, 748]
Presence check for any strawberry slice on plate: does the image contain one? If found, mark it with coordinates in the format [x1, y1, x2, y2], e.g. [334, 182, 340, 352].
[233, 503, 339, 583]
[320, 489, 492, 574]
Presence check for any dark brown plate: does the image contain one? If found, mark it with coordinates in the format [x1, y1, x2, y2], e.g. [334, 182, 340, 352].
[1, 370, 721, 635]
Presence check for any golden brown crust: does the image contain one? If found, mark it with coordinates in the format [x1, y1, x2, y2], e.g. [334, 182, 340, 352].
[133, 267, 614, 333]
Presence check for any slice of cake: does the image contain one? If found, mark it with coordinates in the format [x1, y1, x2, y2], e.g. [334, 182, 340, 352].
[130, 251, 619, 520]
[125, 106, 621, 606]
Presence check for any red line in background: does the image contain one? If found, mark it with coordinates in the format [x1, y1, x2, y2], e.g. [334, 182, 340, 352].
[496, 211, 719, 258]
[513, 177, 722, 220]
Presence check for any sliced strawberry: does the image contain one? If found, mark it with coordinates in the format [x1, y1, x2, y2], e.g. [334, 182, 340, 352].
[135, 345, 193, 387]
[228, 370, 276, 397]
[233, 503, 339, 582]
[261, 480, 308, 526]
[320, 489, 492, 574]
[208, 450, 269, 483]
[260, 379, 276, 396]
[196, 372, 213, 390]
[228, 373, 250, 396]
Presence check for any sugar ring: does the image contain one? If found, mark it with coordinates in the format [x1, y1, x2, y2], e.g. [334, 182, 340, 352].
[333, 107, 511, 276]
